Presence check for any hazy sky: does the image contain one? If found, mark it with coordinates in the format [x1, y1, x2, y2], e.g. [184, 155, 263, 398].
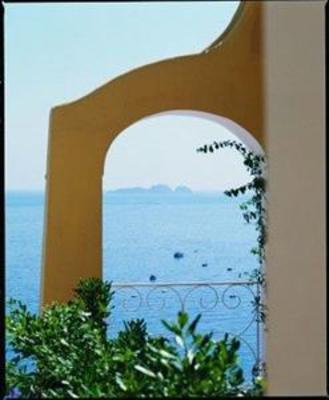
[5, 1, 250, 191]
[105, 114, 250, 191]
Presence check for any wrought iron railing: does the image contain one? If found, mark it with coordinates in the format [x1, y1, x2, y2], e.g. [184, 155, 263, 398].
[109, 280, 264, 381]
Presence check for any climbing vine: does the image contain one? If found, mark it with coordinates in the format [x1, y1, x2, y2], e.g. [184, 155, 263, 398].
[197, 140, 267, 325]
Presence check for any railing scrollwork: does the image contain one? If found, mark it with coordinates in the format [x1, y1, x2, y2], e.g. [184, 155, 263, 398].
[110, 280, 264, 381]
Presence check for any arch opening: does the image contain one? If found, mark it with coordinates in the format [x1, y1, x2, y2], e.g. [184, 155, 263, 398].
[102, 110, 265, 381]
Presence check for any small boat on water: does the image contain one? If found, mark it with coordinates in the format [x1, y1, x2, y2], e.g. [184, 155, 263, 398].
[173, 252, 184, 259]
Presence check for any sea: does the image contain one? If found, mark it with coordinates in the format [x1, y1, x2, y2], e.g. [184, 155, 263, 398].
[5, 190, 262, 381]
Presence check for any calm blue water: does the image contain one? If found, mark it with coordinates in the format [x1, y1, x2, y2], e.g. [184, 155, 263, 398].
[6, 191, 261, 380]
[103, 192, 257, 283]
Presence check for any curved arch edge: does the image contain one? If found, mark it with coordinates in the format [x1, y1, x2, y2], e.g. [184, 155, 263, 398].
[137, 110, 264, 155]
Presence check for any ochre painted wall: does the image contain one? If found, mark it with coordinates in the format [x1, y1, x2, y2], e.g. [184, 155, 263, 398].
[40, 2, 265, 305]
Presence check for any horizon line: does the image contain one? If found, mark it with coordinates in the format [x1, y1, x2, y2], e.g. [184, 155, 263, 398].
[5, 187, 235, 193]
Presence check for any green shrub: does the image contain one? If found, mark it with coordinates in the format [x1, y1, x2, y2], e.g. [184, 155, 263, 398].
[6, 278, 266, 398]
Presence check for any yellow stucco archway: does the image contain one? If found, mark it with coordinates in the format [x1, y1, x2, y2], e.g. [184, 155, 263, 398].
[41, 1, 265, 305]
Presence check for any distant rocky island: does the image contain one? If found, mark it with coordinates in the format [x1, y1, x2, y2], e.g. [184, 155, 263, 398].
[106, 184, 193, 195]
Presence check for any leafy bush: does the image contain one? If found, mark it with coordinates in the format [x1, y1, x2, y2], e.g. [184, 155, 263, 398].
[6, 278, 266, 398]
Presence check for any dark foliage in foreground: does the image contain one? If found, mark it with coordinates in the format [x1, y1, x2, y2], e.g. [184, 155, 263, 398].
[6, 278, 266, 398]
